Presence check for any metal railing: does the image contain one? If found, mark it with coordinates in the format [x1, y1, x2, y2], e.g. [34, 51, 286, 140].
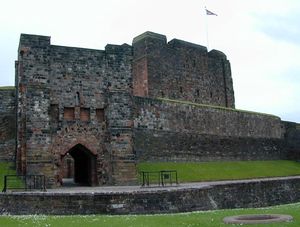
[2, 175, 46, 192]
[139, 170, 178, 187]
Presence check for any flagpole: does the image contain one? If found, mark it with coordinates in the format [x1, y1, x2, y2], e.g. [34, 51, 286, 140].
[205, 6, 209, 51]
[204, 7, 217, 51]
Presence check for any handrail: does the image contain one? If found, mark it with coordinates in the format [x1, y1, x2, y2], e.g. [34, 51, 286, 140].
[2, 175, 46, 192]
[139, 170, 178, 187]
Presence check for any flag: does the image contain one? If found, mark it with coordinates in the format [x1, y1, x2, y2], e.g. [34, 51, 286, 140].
[206, 9, 218, 16]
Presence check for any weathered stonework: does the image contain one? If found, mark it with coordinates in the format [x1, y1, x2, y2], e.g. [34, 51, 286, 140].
[132, 32, 235, 108]
[0, 31, 298, 188]
[15, 34, 136, 187]
[283, 121, 300, 160]
[0, 177, 300, 215]
[133, 97, 286, 161]
[0, 88, 16, 161]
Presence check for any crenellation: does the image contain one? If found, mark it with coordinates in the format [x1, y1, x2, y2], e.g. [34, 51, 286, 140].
[168, 38, 208, 53]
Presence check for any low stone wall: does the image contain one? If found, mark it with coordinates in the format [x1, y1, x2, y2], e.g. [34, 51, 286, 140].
[0, 177, 300, 215]
[0, 88, 16, 161]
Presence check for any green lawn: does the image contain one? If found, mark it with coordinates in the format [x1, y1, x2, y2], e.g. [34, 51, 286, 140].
[0, 162, 23, 191]
[0, 202, 299, 226]
[0, 86, 15, 90]
[137, 160, 300, 183]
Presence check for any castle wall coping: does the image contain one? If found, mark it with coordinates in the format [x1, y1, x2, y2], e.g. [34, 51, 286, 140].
[134, 96, 281, 120]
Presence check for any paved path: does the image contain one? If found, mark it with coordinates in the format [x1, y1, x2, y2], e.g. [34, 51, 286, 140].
[41, 175, 300, 194]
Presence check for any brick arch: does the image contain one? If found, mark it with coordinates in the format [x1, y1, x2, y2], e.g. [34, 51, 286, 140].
[50, 132, 101, 158]
[50, 131, 102, 187]
[60, 143, 98, 186]
[60, 140, 98, 157]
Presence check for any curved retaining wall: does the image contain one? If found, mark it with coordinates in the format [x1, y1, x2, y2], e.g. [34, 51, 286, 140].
[1, 177, 300, 215]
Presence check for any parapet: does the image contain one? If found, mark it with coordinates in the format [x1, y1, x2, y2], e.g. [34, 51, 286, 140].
[105, 43, 132, 55]
[168, 39, 207, 53]
[132, 31, 167, 44]
[208, 49, 227, 60]
[19, 33, 51, 47]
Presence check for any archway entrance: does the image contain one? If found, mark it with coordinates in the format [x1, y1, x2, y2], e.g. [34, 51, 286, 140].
[61, 144, 97, 186]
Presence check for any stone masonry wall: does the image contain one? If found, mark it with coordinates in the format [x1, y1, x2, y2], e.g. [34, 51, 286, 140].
[132, 31, 235, 108]
[133, 97, 286, 161]
[0, 88, 16, 161]
[1, 177, 300, 215]
[283, 121, 300, 160]
[16, 34, 136, 187]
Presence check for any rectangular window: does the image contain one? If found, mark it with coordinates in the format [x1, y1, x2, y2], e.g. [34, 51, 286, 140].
[96, 109, 105, 122]
[49, 104, 59, 122]
[64, 107, 75, 121]
[80, 108, 90, 121]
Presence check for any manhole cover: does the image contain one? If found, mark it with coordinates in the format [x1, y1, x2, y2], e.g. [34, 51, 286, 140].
[223, 214, 293, 224]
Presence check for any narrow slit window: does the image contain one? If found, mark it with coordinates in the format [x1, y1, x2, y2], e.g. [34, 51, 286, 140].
[96, 109, 105, 122]
[50, 104, 59, 122]
[75, 92, 80, 106]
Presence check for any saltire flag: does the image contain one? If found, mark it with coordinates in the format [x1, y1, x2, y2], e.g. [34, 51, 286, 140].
[206, 9, 218, 16]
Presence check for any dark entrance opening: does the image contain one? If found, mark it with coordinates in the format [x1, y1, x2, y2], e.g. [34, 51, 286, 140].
[61, 144, 97, 186]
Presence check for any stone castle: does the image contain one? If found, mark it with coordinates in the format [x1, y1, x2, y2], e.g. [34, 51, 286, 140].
[0, 31, 299, 188]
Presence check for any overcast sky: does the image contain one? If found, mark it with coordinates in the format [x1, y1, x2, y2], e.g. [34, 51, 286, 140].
[1, 0, 299, 122]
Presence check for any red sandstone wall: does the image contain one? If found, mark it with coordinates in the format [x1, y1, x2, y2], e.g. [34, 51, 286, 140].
[132, 32, 235, 108]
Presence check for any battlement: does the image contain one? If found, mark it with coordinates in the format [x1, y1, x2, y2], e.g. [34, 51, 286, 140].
[168, 39, 208, 54]
[105, 43, 132, 55]
[132, 31, 227, 60]
[132, 31, 167, 44]
[19, 33, 50, 48]
[208, 49, 227, 59]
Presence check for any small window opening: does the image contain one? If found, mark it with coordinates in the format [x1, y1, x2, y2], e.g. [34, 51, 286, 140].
[20, 50, 24, 57]
[80, 108, 90, 121]
[180, 87, 183, 93]
[196, 89, 200, 97]
[96, 109, 105, 122]
[64, 107, 75, 121]
[161, 91, 165, 97]
[210, 92, 213, 98]
[193, 60, 196, 67]
[49, 104, 59, 121]
[75, 92, 80, 106]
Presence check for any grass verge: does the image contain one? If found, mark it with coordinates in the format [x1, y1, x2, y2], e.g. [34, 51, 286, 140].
[0, 86, 15, 90]
[137, 160, 300, 183]
[0, 162, 23, 191]
[0, 202, 299, 226]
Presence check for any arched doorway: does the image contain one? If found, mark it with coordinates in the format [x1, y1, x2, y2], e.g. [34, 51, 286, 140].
[61, 144, 98, 186]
